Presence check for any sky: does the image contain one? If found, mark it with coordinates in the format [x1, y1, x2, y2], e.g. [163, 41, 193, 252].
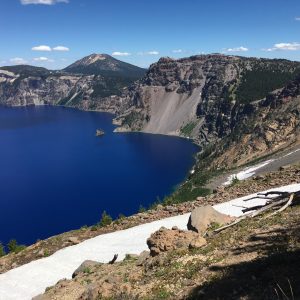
[1, 0, 300, 69]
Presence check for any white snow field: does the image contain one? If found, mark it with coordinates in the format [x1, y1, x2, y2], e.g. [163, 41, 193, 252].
[0, 183, 299, 300]
[223, 159, 274, 185]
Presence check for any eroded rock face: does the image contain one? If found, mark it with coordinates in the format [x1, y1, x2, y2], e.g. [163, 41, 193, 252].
[0, 66, 135, 113]
[187, 205, 234, 234]
[147, 226, 206, 256]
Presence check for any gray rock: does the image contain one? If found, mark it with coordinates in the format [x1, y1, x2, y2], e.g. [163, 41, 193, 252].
[187, 205, 234, 234]
[68, 237, 80, 245]
[136, 250, 150, 266]
[72, 260, 100, 278]
[124, 253, 139, 260]
[189, 236, 207, 249]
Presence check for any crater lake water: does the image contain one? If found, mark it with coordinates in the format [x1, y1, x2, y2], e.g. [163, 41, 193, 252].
[0, 106, 198, 246]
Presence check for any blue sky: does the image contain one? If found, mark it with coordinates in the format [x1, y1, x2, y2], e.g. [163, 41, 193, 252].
[1, 0, 300, 69]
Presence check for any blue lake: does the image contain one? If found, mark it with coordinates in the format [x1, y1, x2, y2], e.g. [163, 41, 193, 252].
[0, 106, 198, 246]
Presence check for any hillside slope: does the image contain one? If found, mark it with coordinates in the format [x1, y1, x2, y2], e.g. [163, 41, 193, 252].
[1, 165, 299, 300]
[114, 54, 300, 166]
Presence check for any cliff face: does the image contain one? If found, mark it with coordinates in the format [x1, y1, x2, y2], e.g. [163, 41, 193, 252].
[210, 77, 300, 167]
[0, 68, 126, 113]
[113, 54, 300, 166]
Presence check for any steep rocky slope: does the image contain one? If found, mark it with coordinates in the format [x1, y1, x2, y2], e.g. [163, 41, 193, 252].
[208, 77, 300, 168]
[22, 165, 300, 300]
[1, 164, 299, 274]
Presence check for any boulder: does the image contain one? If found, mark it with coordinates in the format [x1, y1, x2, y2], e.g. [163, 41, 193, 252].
[72, 260, 100, 278]
[136, 250, 150, 266]
[189, 236, 207, 249]
[68, 237, 80, 245]
[187, 205, 234, 234]
[147, 227, 206, 256]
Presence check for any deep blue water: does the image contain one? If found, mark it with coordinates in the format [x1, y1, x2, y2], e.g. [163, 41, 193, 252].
[0, 106, 198, 246]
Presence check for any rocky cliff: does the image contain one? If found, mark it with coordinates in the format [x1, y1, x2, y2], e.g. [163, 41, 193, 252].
[114, 54, 300, 166]
[0, 54, 146, 112]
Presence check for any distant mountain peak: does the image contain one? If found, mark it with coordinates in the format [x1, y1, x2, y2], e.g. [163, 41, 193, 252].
[63, 53, 146, 79]
[80, 54, 108, 66]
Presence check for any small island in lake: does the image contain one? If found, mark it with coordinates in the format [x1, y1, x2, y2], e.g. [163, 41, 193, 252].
[95, 129, 105, 136]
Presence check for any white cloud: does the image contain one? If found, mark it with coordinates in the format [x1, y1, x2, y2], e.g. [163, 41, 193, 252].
[225, 46, 249, 52]
[172, 49, 183, 53]
[10, 57, 28, 64]
[295, 17, 300, 21]
[147, 51, 159, 55]
[137, 51, 159, 56]
[53, 46, 69, 51]
[32, 45, 52, 51]
[263, 42, 300, 51]
[33, 57, 54, 62]
[112, 51, 131, 56]
[32, 45, 69, 52]
[21, 0, 68, 5]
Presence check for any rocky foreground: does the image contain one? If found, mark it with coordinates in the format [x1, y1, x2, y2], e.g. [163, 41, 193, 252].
[0, 164, 300, 299]
[1, 164, 299, 275]
[32, 168, 300, 300]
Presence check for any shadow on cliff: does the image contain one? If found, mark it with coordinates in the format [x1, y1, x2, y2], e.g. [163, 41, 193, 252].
[187, 223, 300, 300]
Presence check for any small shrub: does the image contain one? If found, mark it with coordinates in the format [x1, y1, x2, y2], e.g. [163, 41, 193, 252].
[114, 213, 126, 225]
[230, 175, 240, 186]
[91, 225, 98, 231]
[99, 211, 113, 227]
[7, 239, 26, 254]
[0, 243, 6, 257]
[118, 213, 126, 220]
[138, 205, 146, 213]
[209, 222, 221, 230]
[83, 267, 91, 274]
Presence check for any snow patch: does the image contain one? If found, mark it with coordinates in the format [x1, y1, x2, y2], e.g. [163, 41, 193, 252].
[282, 148, 300, 158]
[0, 183, 300, 299]
[223, 160, 274, 185]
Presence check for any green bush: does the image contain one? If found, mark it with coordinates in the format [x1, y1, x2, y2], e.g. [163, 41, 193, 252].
[138, 205, 146, 213]
[99, 211, 113, 227]
[7, 239, 26, 254]
[0, 243, 5, 257]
